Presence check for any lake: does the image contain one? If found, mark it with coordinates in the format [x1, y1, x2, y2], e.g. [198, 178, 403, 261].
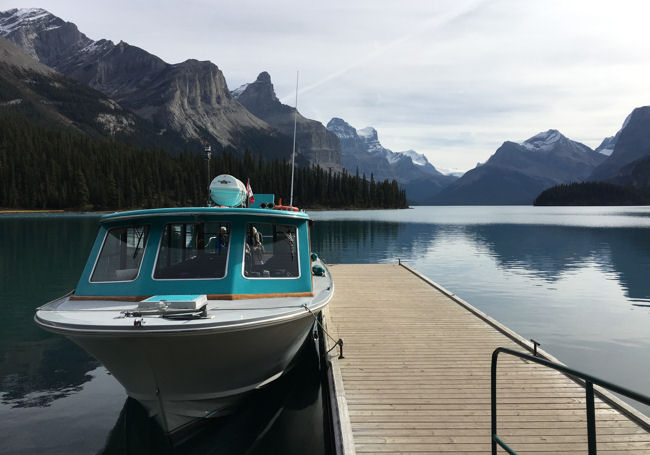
[1, 206, 649, 453]
[0, 214, 328, 455]
[310, 206, 650, 416]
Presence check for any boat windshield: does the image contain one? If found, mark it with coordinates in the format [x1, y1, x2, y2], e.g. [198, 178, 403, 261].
[244, 223, 298, 278]
[91, 225, 149, 282]
[154, 222, 230, 279]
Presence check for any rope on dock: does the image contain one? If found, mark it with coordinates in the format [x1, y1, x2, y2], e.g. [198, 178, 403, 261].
[303, 304, 344, 359]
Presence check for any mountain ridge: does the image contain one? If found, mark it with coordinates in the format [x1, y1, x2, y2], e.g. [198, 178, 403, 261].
[232, 72, 342, 171]
[326, 117, 456, 203]
[429, 130, 606, 205]
[0, 34, 191, 151]
[0, 8, 300, 162]
[589, 106, 650, 182]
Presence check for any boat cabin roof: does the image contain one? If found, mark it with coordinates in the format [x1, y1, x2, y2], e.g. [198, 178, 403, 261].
[100, 206, 310, 222]
[75, 206, 313, 298]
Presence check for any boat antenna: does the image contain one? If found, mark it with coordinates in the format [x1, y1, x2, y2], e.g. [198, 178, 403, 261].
[289, 70, 298, 208]
[204, 145, 212, 206]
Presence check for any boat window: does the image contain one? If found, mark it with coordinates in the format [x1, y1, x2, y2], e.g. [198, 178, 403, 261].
[244, 223, 298, 278]
[91, 225, 149, 282]
[154, 222, 230, 279]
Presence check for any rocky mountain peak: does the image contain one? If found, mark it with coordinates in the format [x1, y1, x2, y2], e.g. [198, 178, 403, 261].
[0, 8, 92, 66]
[594, 110, 642, 158]
[256, 71, 272, 84]
[232, 71, 280, 108]
[326, 118, 357, 139]
[595, 136, 616, 156]
[590, 106, 650, 181]
[357, 126, 378, 142]
[521, 129, 566, 151]
[234, 71, 342, 170]
[400, 149, 429, 167]
[0, 8, 54, 34]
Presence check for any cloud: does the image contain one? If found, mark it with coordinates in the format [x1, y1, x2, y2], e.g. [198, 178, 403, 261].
[6, 0, 650, 170]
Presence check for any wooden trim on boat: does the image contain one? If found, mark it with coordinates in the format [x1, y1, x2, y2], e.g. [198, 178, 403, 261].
[70, 295, 152, 302]
[207, 292, 314, 300]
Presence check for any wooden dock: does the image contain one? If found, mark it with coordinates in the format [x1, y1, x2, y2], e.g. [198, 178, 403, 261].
[323, 264, 650, 454]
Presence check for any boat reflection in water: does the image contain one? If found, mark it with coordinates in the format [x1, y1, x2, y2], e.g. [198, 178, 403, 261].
[99, 333, 327, 455]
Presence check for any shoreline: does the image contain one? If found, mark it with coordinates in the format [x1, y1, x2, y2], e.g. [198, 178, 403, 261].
[0, 209, 66, 213]
[1, 206, 410, 214]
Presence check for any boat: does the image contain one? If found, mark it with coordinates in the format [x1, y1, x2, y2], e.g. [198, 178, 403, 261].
[34, 175, 334, 433]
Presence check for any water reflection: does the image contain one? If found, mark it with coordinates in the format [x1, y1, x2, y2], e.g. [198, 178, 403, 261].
[465, 224, 650, 302]
[310, 209, 650, 414]
[311, 220, 444, 264]
[1, 337, 99, 407]
[2, 209, 649, 450]
[0, 215, 100, 406]
[311, 219, 650, 303]
[99, 337, 325, 455]
[1, 214, 329, 454]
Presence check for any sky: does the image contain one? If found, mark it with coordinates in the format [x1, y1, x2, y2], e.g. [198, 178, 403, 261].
[3, 0, 650, 172]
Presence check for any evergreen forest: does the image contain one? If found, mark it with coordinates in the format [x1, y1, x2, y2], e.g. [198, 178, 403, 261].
[0, 114, 407, 211]
[534, 182, 650, 206]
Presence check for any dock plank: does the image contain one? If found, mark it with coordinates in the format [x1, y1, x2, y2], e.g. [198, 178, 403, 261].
[324, 264, 650, 454]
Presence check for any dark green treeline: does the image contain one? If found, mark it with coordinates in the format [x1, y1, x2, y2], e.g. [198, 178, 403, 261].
[534, 182, 650, 206]
[0, 115, 407, 210]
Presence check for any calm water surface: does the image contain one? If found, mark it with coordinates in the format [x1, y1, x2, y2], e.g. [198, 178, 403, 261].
[2, 207, 650, 453]
[0, 214, 327, 454]
[310, 206, 650, 415]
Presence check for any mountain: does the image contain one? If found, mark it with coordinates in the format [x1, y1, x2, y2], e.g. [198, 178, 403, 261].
[595, 135, 617, 156]
[232, 72, 342, 170]
[326, 118, 456, 203]
[609, 154, 650, 191]
[589, 106, 650, 182]
[0, 8, 91, 65]
[0, 35, 190, 150]
[430, 130, 607, 205]
[0, 8, 292, 159]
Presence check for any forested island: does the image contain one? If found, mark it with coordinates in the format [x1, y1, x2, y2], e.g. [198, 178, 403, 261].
[0, 115, 407, 211]
[533, 182, 650, 206]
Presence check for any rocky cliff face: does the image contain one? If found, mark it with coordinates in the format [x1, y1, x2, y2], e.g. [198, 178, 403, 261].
[0, 8, 91, 65]
[0, 8, 292, 159]
[233, 72, 342, 170]
[430, 130, 606, 205]
[0, 35, 189, 150]
[327, 117, 456, 203]
[589, 106, 650, 182]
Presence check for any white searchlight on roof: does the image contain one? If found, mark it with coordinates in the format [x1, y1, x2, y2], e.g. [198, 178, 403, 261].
[209, 174, 247, 207]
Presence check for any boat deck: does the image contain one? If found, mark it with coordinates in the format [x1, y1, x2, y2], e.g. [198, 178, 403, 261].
[324, 263, 650, 454]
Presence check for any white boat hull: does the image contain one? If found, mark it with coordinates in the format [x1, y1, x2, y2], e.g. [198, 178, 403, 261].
[66, 313, 316, 432]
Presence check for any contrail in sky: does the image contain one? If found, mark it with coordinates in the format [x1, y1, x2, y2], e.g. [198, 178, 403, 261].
[279, 0, 486, 103]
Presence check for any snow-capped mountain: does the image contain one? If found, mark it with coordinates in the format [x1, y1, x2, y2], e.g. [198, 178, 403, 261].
[436, 167, 467, 178]
[0, 7, 296, 161]
[595, 136, 616, 156]
[590, 107, 650, 182]
[521, 129, 563, 151]
[327, 118, 456, 203]
[593, 113, 636, 158]
[0, 8, 92, 67]
[431, 130, 606, 205]
[400, 150, 428, 167]
[230, 83, 249, 99]
[0, 34, 191, 149]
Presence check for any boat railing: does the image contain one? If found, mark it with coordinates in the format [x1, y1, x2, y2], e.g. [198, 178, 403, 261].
[491, 347, 650, 455]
